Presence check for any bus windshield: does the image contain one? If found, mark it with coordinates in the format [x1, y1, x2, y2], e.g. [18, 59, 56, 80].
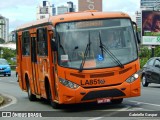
[56, 18, 138, 69]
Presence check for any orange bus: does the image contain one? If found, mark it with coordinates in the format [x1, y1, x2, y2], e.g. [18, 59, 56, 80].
[16, 11, 141, 108]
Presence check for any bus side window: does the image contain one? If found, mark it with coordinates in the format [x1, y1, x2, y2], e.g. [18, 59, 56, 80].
[22, 31, 30, 56]
[37, 28, 48, 56]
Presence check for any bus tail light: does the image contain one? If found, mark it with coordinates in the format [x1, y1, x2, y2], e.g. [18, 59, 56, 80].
[59, 78, 79, 89]
[126, 73, 139, 83]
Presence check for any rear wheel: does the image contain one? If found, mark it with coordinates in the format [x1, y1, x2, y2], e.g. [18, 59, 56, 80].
[142, 75, 149, 87]
[111, 98, 123, 104]
[48, 85, 59, 109]
[4, 74, 6, 77]
[26, 79, 36, 101]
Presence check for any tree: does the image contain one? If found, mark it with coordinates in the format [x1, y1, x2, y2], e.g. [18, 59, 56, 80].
[0, 47, 16, 65]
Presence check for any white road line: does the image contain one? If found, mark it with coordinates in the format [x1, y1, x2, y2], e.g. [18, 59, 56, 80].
[87, 105, 130, 120]
[129, 100, 160, 107]
[87, 117, 103, 120]
[0, 93, 17, 110]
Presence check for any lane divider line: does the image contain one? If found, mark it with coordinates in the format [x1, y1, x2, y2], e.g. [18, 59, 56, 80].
[129, 100, 160, 107]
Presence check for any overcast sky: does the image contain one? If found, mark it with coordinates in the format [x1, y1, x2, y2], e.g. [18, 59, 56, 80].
[0, 0, 140, 32]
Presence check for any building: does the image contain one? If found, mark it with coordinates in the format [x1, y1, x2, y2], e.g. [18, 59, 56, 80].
[78, 0, 102, 12]
[57, 6, 69, 15]
[52, 4, 56, 16]
[37, 1, 53, 20]
[9, 31, 16, 42]
[57, 1, 75, 15]
[0, 15, 9, 43]
[135, 11, 141, 28]
[37, 1, 75, 18]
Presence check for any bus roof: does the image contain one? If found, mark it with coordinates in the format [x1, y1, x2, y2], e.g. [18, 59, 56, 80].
[16, 11, 131, 31]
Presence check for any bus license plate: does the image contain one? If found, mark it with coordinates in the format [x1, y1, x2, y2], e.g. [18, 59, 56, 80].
[97, 98, 111, 104]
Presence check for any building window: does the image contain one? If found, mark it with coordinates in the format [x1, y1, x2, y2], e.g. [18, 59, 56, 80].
[40, 15, 45, 19]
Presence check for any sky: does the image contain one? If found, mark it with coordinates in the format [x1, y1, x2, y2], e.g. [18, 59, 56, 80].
[0, 0, 140, 32]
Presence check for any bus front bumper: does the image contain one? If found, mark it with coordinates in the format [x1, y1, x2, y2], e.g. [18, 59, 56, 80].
[58, 78, 141, 104]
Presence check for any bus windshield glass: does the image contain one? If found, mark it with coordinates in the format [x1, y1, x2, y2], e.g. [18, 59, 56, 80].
[56, 19, 138, 69]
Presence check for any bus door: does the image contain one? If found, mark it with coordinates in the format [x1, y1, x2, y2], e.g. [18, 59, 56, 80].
[31, 34, 40, 95]
[17, 34, 24, 89]
[49, 30, 59, 100]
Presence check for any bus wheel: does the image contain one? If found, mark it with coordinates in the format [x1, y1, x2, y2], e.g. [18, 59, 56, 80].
[26, 80, 36, 101]
[142, 75, 149, 87]
[111, 98, 123, 104]
[48, 85, 59, 109]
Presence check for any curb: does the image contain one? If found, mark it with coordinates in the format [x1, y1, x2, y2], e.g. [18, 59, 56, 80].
[0, 95, 4, 105]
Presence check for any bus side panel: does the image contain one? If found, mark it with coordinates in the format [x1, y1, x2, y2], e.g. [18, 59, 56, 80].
[17, 33, 27, 91]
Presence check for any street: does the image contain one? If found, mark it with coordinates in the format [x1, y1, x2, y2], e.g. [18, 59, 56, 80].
[0, 71, 160, 120]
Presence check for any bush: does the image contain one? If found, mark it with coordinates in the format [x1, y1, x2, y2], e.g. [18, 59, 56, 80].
[0, 47, 16, 65]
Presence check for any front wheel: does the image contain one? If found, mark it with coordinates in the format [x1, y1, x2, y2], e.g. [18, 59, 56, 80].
[26, 80, 36, 101]
[111, 98, 123, 104]
[48, 85, 59, 109]
[142, 75, 149, 87]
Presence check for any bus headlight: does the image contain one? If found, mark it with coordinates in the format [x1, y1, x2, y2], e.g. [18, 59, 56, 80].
[59, 78, 79, 89]
[126, 73, 139, 83]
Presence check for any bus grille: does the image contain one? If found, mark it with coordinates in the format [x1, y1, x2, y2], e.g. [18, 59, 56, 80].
[81, 89, 125, 101]
[90, 72, 114, 78]
[70, 73, 85, 78]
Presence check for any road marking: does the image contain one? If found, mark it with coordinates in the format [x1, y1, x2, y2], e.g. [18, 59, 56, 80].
[129, 100, 160, 107]
[87, 105, 130, 120]
[0, 93, 17, 110]
[87, 117, 103, 120]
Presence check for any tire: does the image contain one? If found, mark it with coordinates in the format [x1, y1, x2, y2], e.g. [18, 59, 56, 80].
[48, 85, 59, 109]
[111, 98, 123, 104]
[26, 80, 36, 101]
[142, 75, 149, 87]
[4, 74, 6, 77]
[8, 74, 11, 77]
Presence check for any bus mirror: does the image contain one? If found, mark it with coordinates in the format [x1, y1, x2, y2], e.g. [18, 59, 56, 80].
[136, 32, 141, 44]
[52, 28, 56, 38]
[51, 38, 57, 51]
[132, 21, 141, 44]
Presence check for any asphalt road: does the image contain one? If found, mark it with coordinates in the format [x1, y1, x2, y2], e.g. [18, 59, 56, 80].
[0, 71, 160, 120]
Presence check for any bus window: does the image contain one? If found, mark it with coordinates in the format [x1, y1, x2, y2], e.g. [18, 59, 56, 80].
[22, 31, 30, 56]
[37, 28, 48, 56]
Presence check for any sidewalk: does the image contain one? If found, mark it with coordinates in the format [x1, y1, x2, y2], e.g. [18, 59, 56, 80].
[0, 95, 4, 106]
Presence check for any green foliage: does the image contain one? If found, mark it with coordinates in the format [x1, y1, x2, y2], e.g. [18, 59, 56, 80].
[0, 47, 16, 65]
[139, 46, 151, 68]
[139, 46, 150, 58]
[139, 46, 160, 68]
[140, 57, 148, 68]
[154, 46, 160, 57]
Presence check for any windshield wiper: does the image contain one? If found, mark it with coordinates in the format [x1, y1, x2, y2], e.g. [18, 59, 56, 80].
[99, 32, 104, 58]
[79, 32, 91, 72]
[98, 32, 124, 68]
